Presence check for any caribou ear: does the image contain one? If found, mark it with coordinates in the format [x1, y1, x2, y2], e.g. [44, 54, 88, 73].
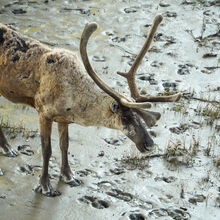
[110, 101, 120, 113]
[134, 109, 161, 128]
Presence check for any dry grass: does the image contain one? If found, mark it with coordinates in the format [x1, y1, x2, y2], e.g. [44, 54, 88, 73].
[164, 135, 200, 168]
[1, 115, 37, 139]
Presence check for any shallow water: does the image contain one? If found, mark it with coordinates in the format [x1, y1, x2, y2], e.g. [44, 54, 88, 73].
[0, 0, 220, 220]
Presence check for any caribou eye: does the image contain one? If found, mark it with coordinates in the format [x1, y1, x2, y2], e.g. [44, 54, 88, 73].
[110, 101, 120, 113]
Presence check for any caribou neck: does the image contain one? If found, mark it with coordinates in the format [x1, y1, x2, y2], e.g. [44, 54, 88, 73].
[87, 93, 123, 130]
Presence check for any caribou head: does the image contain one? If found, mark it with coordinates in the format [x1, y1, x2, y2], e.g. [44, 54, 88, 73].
[80, 15, 181, 153]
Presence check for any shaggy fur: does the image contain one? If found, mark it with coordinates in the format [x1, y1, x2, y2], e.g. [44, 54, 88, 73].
[0, 23, 161, 196]
[0, 23, 126, 196]
[0, 24, 119, 129]
[0, 14, 181, 196]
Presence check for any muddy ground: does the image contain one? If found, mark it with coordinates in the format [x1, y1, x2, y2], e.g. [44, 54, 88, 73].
[0, 0, 220, 219]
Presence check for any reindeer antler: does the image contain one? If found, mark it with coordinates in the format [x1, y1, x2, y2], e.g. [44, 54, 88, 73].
[80, 22, 152, 109]
[117, 15, 181, 103]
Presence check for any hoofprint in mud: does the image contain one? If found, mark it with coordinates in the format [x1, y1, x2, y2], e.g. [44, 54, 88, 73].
[0, 0, 220, 220]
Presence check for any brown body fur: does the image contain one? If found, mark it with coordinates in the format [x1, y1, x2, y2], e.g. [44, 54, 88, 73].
[0, 24, 122, 196]
[0, 17, 169, 196]
[0, 24, 118, 128]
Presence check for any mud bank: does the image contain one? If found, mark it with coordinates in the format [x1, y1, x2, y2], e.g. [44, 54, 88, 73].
[0, 0, 220, 220]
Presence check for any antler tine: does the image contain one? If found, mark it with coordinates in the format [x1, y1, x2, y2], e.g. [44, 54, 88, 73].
[80, 22, 152, 109]
[117, 15, 163, 100]
[120, 98, 151, 109]
[117, 15, 181, 103]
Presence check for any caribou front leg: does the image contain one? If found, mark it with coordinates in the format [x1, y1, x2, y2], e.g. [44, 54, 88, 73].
[0, 126, 18, 157]
[35, 116, 61, 197]
[58, 122, 82, 187]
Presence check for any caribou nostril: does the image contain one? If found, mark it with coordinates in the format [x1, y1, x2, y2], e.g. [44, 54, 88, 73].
[147, 139, 154, 147]
[156, 112, 161, 120]
[144, 139, 154, 150]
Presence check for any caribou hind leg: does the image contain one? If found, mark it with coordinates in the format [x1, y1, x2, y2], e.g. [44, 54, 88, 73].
[0, 125, 18, 157]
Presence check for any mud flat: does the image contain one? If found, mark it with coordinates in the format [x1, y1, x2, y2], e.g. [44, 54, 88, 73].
[0, 0, 220, 219]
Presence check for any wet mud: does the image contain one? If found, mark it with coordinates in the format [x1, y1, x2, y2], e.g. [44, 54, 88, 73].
[0, 0, 220, 220]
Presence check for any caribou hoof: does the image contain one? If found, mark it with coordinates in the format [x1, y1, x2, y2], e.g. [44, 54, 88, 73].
[34, 184, 61, 197]
[67, 178, 83, 187]
[60, 175, 83, 187]
[4, 148, 18, 157]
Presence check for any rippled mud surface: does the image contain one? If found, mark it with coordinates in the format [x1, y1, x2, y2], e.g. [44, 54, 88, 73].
[0, 0, 220, 220]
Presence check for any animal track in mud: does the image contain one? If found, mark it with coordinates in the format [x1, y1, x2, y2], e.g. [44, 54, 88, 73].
[12, 9, 27, 14]
[129, 213, 146, 220]
[17, 164, 33, 175]
[169, 124, 189, 134]
[17, 164, 41, 175]
[159, 2, 170, 7]
[188, 194, 206, 205]
[117, 156, 149, 171]
[163, 11, 177, 18]
[177, 64, 193, 75]
[103, 137, 120, 146]
[151, 60, 164, 68]
[149, 207, 190, 219]
[111, 35, 129, 43]
[78, 195, 109, 209]
[162, 82, 178, 89]
[138, 73, 158, 86]
[76, 169, 94, 177]
[124, 6, 140, 13]
[148, 46, 162, 53]
[216, 195, 220, 208]
[96, 181, 115, 189]
[154, 176, 177, 183]
[98, 150, 104, 157]
[91, 200, 109, 209]
[17, 145, 34, 156]
[154, 33, 177, 48]
[92, 56, 106, 62]
[59, 7, 90, 15]
[109, 168, 125, 175]
[105, 31, 130, 44]
[106, 188, 133, 202]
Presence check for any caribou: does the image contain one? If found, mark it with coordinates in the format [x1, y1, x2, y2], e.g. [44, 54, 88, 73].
[0, 15, 180, 196]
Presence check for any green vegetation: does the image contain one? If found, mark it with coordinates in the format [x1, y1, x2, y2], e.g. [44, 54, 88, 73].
[172, 104, 188, 114]
[195, 102, 220, 127]
[165, 135, 200, 168]
[0, 115, 37, 139]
